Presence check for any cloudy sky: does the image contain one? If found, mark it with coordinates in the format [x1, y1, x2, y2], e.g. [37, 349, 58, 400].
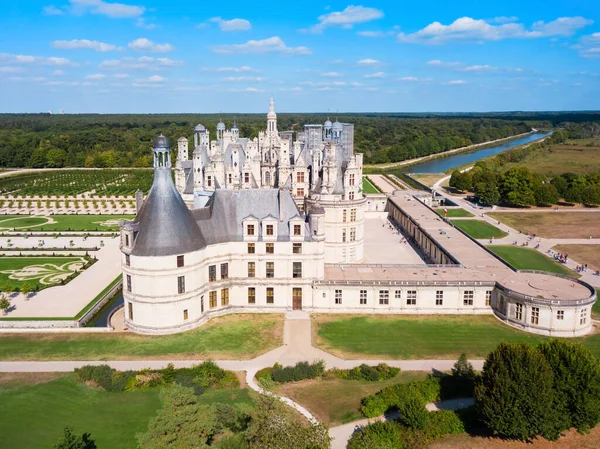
[0, 0, 599, 113]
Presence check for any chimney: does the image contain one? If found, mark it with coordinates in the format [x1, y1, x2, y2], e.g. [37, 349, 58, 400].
[135, 189, 143, 213]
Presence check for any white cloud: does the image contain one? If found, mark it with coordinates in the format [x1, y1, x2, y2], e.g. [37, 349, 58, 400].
[445, 80, 467, 85]
[357, 30, 390, 37]
[0, 66, 22, 73]
[490, 16, 518, 24]
[244, 87, 264, 92]
[428, 60, 497, 72]
[52, 39, 120, 52]
[128, 38, 174, 53]
[69, 0, 145, 18]
[224, 76, 264, 82]
[321, 71, 343, 77]
[397, 16, 593, 43]
[100, 56, 183, 70]
[114, 73, 129, 78]
[218, 66, 259, 73]
[357, 58, 380, 64]
[136, 18, 156, 30]
[0, 53, 77, 66]
[52, 69, 65, 75]
[134, 75, 166, 83]
[463, 64, 497, 71]
[577, 32, 600, 58]
[212, 36, 311, 55]
[43, 5, 65, 15]
[86, 73, 107, 79]
[303, 5, 384, 33]
[398, 76, 418, 81]
[210, 17, 251, 31]
[364, 71, 385, 78]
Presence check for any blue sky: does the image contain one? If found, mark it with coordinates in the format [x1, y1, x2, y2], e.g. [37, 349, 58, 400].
[0, 0, 599, 113]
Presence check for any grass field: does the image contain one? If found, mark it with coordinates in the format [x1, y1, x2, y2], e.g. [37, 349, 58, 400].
[0, 256, 87, 290]
[410, 173, 448, 187]
[487, 245, 575, 276]
[488, 212, 600, 239]
[451, 219, 508, 239]
[435, 208, 473, 218]
[0, 314, 283, 360]
[0, 214, 134, 232]
[313, 314, 600, 360]
[362, 176, 381, 194]
[502, 144, 600, 176]
[552, 244, 600, 271]
[273, 371, 428, 425]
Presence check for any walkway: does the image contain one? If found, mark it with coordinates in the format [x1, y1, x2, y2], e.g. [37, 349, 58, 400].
[368, 174, 401, 194]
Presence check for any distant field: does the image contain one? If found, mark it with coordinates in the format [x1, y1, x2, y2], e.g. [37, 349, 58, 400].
[435, 208, 473, 218]
[487, 245, 575, 277]
[488, 212, 600, 238]
[0, 214, 133, 231]
[362, 176, 381, 194]
[451, 219, 507, 239]
[410, 173, 448, 187]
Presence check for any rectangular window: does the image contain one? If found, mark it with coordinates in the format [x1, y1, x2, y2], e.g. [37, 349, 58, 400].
[266, 287, 274, 304]
[266, 262, 274, 278]
[349, 191, 355, 200]
[580, 309, 587, 325]
[183, 309, 188, 320]
[244, 172, 249, 183]
[349, 174, 355, 186]
[228, 173, 232, 184]
[126, 274, 132, 293]
[201, 296, 204, 313]
[531, 306, 539, 325]
[221, 288, 229, 306]
[293, 262, 302, 278]
[127, 302, 133, 320]
[436, 290, 444, 306]
[395, 290, 402, 300]
[248, 287, 256, 304]
[297, 172, 304, 183]
[360, 290, 367, 305]
[516, 303, 523, 320]
[125, 254, 130, 266]
[379, 290, 389, 305]
[248, 262, 255, 278]
[293, 243, 302, 254]
[485, 290, 492, 306]
[343, 209, 347, 222]
[125, 234, 130, 246]
[293, 224, 302, 236]
[209, 291, 217, 308]
[557, 310, 564, 320]
[350, 228, 356, 242]
[207, 176, 212, 187]
[266, 224, 274, 236]
[266, 243, 274, 254]
[335, 289, 343, 304]
[220, 263, 228, 280]
[177, 275, 185, 294]
[177, 255, 184, 268]
[350, 209, 356, 222]
[297, 188, 304, 197]
[342, 229, 346, 242]
[208, 265, 216, 282]
[407, 290, 417, 305]
[248, 243, 255, 254]
[463, 290, 474, 306]
[247, 224, 255, 236]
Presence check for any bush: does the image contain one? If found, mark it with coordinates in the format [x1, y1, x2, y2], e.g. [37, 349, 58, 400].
[271, 360, 325, 383]
[331, 363, 400, 382]
[347, 421, 425, 449]
[75, 364, 115, 390]
[192, 360, 239, 389]
[217, 434, 248, 449]
[424, 410, 466, 440]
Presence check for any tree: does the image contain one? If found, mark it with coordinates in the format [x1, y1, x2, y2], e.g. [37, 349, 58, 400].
[499, 167, 536, 206]
[54, 427, 96, 449]
[0, 295, 10, 316]
[449, 170, 473, 192]
[534, 183, 559, 206]
[46, 148, 68, 168]
[579, 185, 600, 206]
[538, 340, 600, 433]
[474, 181, 500, 206]
[452, 353, 476, 379]
[20, 282, 33, 299]
[551, 176, 568, 197]
[475, 341, 560, 440]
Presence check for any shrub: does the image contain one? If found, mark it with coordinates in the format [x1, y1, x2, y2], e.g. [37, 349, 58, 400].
[217, 434, 248, 449]
[331, 363, 400, 382]
[347, 421, 425, 449]
[162, 363, 176, 384]
[271, 360, 325, 383]
[75, 364, 114, 390]
[424, 410, 465, 440]
[192, 360, 239, 389]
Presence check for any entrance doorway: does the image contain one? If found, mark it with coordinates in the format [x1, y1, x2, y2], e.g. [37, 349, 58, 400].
[292, 288, 302, 310]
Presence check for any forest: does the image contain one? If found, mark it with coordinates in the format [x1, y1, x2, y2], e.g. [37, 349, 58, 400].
[0, 111, 598, 169]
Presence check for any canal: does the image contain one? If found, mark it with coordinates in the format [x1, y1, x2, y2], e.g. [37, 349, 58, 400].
[408, 132, 551, 174]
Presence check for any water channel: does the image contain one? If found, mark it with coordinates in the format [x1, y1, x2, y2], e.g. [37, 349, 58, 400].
[408, 131, 551, 174]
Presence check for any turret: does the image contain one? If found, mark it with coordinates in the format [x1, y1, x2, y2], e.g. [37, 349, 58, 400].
[153, 134, 171, 168]
[177, 137, 188, 162]
[217, 120, 226, 140]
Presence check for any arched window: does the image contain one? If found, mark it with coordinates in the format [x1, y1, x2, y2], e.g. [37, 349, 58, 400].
[265, 171, 271, 185]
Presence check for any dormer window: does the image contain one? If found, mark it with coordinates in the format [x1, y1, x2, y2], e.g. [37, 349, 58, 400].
[247, 224, 255, 236]
[266, 224, 274, 236]
[207, 176, 212, 187]
[125, 234, 130, 246]
[297, 172, 304, 183]
[244, 173, 250, 183]
[349, 174, 355, 186]
[294, 224, 302, 236]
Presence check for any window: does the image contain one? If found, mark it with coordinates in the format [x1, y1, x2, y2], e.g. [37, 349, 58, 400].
[247, 224, 255, 236]
[531, 306, 539, 325]
[177, 276, 185, 294]
[228, 173, 232, 184]
[209, 291, 217, 308]
[125, 234, 130, 246]
[125, 254, 130, 266]
[128, 302, 133, 320]
[220, 263, 228, 280]
[407, 290, 417, 305]
[207, 176, 212, 187]
[463, 291, 474, 306]
[266, 287, 274, 304]
[201, 296, 204, 313]
[248, 287, 256, 304]
[177, 255, 184, 268]
[379, 290, 389, 305]
[580, 309, 587, 325]
[350, 228, 356, 242]
[335, 289, 342, 304]
[266, 224, 274, 236]
[516, 303, 523, 320]
[297, 172, 304, 183]
[293, 287, 302, 305]
[183, 309, 188, 320]
[293, 243, 302, 254]
[293, 224, 302, 236]
[395, 290, 402, 300]
[557, 310, 564, 320]
[349, 191, 355, 200]
[485, 290, 492, 306]
[350, 209, 356, 222]
[266, 262, 274, 278]
[360, 290, 367, 305]
[297, 188, 304, 197]
[436, 290, 444, 306]
[248, 262, 255, 278]
[126, 274, 132, 293]
[244, 172, 250, 183]
[293, 262, 302, 278]
[349, 174, 355, 186]
[208, 265, 216, 282]
[343, 209, 347, 222]
[248, 243, 255, 254]
[342, 229, 346, 242]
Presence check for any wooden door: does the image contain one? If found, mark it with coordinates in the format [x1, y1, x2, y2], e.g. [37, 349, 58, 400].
[292, 288, 302, 310]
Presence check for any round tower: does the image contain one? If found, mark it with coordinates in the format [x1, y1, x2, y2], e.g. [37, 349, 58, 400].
[153, 134, 171, 168]
[216, 120, 226, 140]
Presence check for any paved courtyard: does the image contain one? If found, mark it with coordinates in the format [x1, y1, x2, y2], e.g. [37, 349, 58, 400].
[362, 216, 426, 265]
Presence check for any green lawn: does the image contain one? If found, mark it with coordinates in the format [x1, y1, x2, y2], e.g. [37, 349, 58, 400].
[362, 176, 381, 194]
[0, 375, 161, 449]
[488, 245, 575, 277]
[313, 315, 600, 360]
[0, 256, 87, 290]
[0, 214, 134, 232]
[450, 219, 508, 239]
[0, 314, 283, 360]
[435, 208, 474, 218]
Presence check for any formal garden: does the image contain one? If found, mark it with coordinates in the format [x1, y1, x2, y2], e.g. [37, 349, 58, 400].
[0, 214, 133, 232]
